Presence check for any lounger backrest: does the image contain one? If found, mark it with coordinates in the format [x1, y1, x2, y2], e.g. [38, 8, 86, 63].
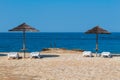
[83, 51, 91, 54]
[8, 52, 18, 55]
[31, 52, 39, 54]
[101, 52, 110, 55]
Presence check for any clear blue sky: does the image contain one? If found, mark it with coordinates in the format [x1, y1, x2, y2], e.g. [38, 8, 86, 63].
[0, 0, 120, 32]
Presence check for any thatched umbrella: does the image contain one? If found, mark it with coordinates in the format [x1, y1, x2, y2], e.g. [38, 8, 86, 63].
[85, 26, 110, 55]
[9, 23, 39, 58]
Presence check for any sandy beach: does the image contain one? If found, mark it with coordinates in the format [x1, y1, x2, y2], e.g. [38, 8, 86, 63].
[0, 49, 120, 80]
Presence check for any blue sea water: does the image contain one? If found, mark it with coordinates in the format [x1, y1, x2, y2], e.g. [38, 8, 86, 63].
[0, 32, 120, 54]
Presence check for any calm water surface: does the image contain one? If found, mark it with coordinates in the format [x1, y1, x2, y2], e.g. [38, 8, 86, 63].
[0, 32, 120, 54]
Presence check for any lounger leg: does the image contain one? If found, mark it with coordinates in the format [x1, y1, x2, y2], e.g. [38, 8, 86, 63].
[38, 54, 40, 58]
[16, 57, 18, 59]
[108, 55, 112, 58]
[16, 55, 19, 59]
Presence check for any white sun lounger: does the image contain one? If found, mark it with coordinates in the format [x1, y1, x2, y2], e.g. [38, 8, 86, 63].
[30, 52, 41, 58]
[82, 51, 92, 57]
[101, 52, 111, 58]
[8, 52, 19, 59]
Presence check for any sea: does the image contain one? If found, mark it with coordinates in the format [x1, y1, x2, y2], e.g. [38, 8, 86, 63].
[0, 32, 120, 54]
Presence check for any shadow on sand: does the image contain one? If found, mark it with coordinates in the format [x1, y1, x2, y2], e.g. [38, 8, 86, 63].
[0, 54, 7, 56]
[40, 54, 59, 58]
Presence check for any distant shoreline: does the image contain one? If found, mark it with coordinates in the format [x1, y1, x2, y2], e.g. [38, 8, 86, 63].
[0, 48, 120, 56]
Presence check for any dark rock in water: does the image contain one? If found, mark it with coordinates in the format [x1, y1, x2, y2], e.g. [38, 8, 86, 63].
[42, 48, 66, 51]
[71, 49, 84, 52]
[42, 48, 50, 51]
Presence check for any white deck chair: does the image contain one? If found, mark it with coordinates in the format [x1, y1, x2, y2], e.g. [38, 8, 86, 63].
[8, 52, 19, 59]
[30, 52, 41, 58]
[82, 51, 92, 57]
[101, 52, 111, 58]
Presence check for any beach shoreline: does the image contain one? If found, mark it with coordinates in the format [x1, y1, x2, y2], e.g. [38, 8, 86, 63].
[0, 49, 120, 80]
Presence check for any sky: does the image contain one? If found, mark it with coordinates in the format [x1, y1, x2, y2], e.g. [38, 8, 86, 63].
[0, 0, 120, 32]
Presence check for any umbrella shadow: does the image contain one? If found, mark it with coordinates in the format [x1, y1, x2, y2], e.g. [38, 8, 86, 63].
[40, 54, 60, 58]
[0, 54, 7, 56]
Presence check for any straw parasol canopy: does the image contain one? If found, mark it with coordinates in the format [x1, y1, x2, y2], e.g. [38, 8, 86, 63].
[9, 23, 39, 58]
[9, 23, 39, 32]
[85, 26, 110, 55]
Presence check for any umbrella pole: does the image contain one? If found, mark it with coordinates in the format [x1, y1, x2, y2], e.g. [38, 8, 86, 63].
[23, 30, 26, 58]
[96, 34, 98, 56]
